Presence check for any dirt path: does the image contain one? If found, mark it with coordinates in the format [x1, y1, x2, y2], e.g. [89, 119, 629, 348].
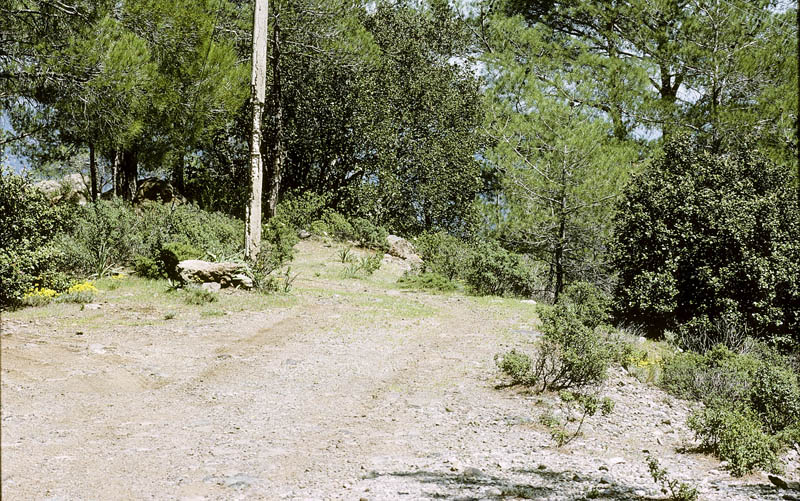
[1, 241, 797, 500]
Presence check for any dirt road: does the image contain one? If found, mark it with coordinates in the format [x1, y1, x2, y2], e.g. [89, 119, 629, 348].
[1, 242, 795, 500]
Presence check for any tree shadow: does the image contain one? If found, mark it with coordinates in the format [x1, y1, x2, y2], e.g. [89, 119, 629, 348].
[364, 465, 786, 500]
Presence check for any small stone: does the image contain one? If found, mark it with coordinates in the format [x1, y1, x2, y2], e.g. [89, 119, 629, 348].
[486, 487, 503, 496]
[84, 303, 102, 310]
[462, 467, 483, 478]
[298, 229, 311, 239]
[201, 282, 221, 293]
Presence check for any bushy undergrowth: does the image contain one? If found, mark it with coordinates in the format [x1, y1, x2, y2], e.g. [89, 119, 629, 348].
[660, 343, 800, 475]
[0, 173, 74, 308]
[57, 199, 243, 279]
[397, 272, 457, 292]
[467, 240, 537, 297]
[414, 231, 473, 281]
[496, 282, 613, 391]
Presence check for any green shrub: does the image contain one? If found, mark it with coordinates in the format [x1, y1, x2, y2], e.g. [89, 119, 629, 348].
[495, 349, 534, 385]
[275, 191, 331, 230]
[55, 199, 142, 277]
[646, 455, 699, 501]
[558, 282, 611, 329]
[159, 242, 203, 281]
[357, 254, 382, 275]
[496, 304, 612, 392]
[0, 173, 75, 308]
[351, 217, 389, 251]
[133, 255, 162, 279]
[660, 345, 758, 404]
[397, 272, 457, 292]
[688, 404, 779, 476]
[322, 212, 354, 241]
[414, 231, 473, 281]
[262, 217, 299, 269]
[246, 218, 299, 293]
[659, 351, 707, 401]
[538, 304, 613, 389]
[612, 135, 800, 343]
[750, 364, 800, 434]
[466, 240, 536, 297]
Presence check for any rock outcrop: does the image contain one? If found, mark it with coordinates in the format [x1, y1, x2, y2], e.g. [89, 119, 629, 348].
[134, 177, 185, 205]
[386, 235, 423, 265]
[176, 260, 253, 289]
[34, 173, 89, 205]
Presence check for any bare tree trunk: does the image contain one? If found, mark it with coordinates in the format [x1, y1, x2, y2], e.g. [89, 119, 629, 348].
[553, 157, 568, 303]
[89, 142, 98, 202]
[111, 149, 119, 197]
[120, 149, 138, 202]
[266, 17, 284, 220]
[245, 0, 269, 261]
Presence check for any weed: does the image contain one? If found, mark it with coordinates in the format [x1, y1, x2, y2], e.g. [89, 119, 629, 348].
[539, 391, 610, 447]
[338, 246, 354, 263]
[183, 287, 218, 305]
[646, 455, 698, 501]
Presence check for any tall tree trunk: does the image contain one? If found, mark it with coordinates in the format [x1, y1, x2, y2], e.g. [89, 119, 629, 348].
[245, 0, 269, 261]
[89, 142, 98, 202]
[266, 17, 284, 220]
[174, 153, 185, 197]
[111, 149, 119, 197]
[553, 159, 568, 303]
[120, 149, 138, 202]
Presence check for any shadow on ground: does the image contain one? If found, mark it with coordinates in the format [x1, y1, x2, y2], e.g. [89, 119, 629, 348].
[364, 466, 785, 500]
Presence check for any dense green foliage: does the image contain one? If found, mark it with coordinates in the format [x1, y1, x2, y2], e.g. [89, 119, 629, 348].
[613, 135, 800, 344]
[465, 241, 537, 297]
[0, 173, 72, 307]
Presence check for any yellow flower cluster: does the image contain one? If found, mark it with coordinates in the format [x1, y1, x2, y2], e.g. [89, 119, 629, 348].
[627, 352, 662, 369]
[23, 287, 59, 299]
[66, 281, 99, 294]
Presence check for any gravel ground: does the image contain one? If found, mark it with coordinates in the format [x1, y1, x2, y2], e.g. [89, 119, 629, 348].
[2, 242, 798, 500]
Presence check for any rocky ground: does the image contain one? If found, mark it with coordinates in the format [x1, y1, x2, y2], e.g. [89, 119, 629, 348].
[2, 240, 798, 500]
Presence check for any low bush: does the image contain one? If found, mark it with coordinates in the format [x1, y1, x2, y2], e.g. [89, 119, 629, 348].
[660, 345, 758, 404]
[397, 272, 457, 292]
[322, 212, 354, 241]
[558, 282, 610, 329]
[133, 255, 161, 279]
[496, 287, 613, 392]
[0, 172, 75, 308]
[660, 341, 800, 475]
[688, 404, 779, 476]
[351, 217, 389, 252]
[646, 455, 699, 501]
[750, 364, 800, 434]
[466, 240, 536, 297]
[414, 231, 474, 281]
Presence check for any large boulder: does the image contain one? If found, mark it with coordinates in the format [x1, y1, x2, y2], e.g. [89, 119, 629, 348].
[134, 177, 185, 205]
[176, 260, 252, 289]
[34, 173, 89, 205]
[386, 235, 423, 265]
